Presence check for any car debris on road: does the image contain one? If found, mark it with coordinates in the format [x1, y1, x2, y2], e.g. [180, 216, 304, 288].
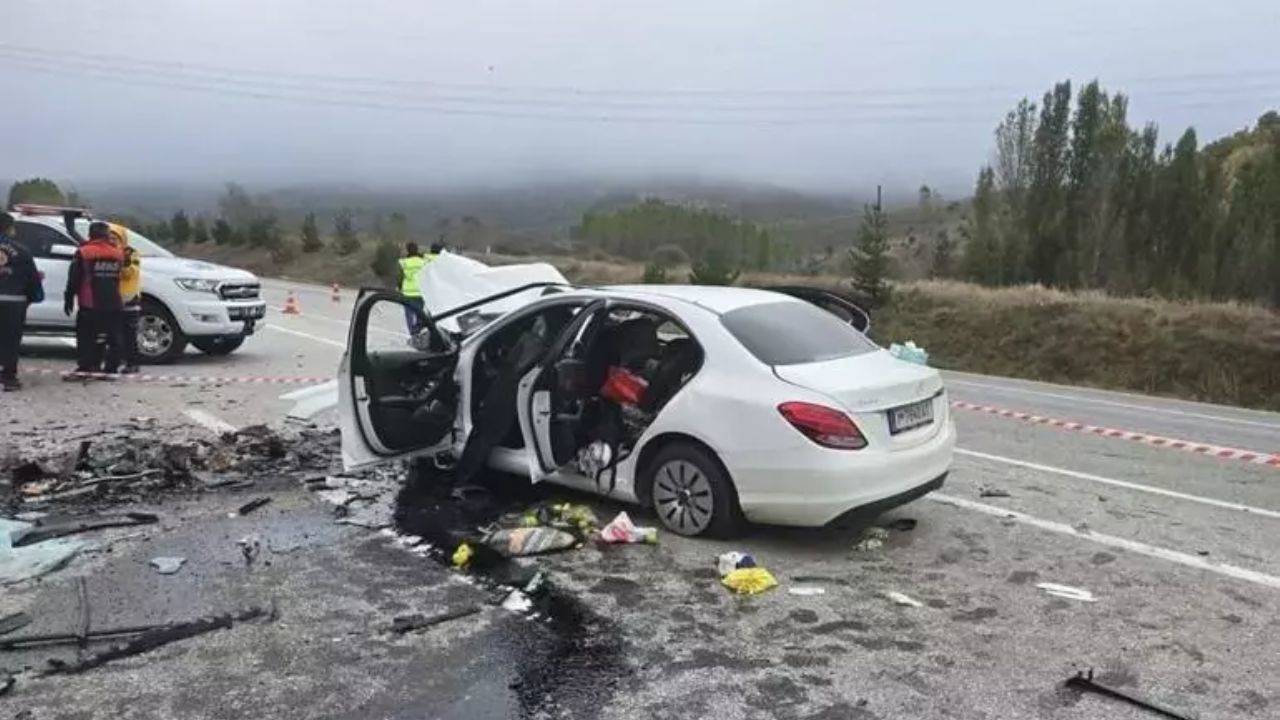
[1064, 669, 1194, 720]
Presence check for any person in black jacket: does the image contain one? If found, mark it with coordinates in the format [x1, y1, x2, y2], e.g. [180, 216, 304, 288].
[0, 212, 45, 391]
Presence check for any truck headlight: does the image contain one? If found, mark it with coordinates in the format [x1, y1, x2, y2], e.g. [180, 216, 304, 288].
[174, 278, 220, 293]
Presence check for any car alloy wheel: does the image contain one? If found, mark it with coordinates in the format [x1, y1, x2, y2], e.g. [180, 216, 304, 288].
[652, 459, 715, 535]
[138, 313, 174, 358]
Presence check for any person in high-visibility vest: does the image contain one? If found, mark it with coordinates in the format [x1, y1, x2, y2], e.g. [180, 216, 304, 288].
[396, 242, 436, 334]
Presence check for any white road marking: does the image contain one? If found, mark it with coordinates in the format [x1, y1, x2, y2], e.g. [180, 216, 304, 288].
[955, 448, 1280, 520]
[263, 323, 346, 348]
[930, 493, 1280, 590]
[59, 337, 77, 348]
[946, 378, 1280, 430]
[279, 380, 340, 420]
[184, 409, 238, 435]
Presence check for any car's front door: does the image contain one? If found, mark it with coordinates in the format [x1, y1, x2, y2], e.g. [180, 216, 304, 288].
[515, 299, 609, 481]
[14, 221, 78, 327]
[338, 290, 459, 470]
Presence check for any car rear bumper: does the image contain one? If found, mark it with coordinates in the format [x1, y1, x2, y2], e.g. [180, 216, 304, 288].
[175, 300, 267, 337]
[728, 418, 955, 527]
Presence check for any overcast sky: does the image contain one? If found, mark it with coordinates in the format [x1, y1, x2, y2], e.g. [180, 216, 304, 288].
[3, 0, 1278, 196]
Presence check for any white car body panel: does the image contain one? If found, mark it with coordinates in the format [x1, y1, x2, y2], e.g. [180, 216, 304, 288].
[15, 214, 267, 340]
[419, 251, 567, 334]
[338, 260, 955, 529]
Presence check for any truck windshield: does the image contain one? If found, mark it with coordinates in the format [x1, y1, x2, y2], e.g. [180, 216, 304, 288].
[72, 219, 174, 258]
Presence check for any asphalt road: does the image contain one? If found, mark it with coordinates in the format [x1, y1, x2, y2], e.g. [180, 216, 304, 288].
[3, 277, 1278, 719]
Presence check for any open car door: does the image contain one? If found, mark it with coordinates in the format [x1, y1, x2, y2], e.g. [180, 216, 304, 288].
[515, 299, 609, 482]
[769, 286, 871, 334]
[339, 290, 460, 470]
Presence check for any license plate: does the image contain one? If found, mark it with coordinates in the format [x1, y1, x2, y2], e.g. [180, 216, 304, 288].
[243, 319, 256, 334]
[889, 398, 934, 434]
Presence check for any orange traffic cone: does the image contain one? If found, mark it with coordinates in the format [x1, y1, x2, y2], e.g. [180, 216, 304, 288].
[282, 291, 301, 315]
[331, 283, 341, 303]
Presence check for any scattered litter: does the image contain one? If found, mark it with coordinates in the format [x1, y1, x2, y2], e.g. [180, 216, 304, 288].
[235, 497, 272, 516]
[484, 527, 577, 558]
[149, 556, 187, 575]
[599, 512, 658, 544]
[722, 567, 779, 595]
[1065, 669, 1193, 720]
[979, 486, 1011, 498]
[0, 612, 32, 636]
[10, 512, 159, 547]
[717, 551, 757, 576]
[0, 673, 11, 697]
[853, 526, 890, 551]
[888, 341, 929, 366]
[1, 518, 84, 585]
[885, 518, 917, 532]
[43, 606, 271, 674]
[390, 605, 481, 634]
[1037, 582, 1097, 602]
[452, 542, 474, 569]
[787, 586, 826, 596]
[450, 485, 492, 503]
[501, 590, 533, 613]
[515, 503, 599, 534]
[884, 591, 924, 608]
[238, 534, 262, 567]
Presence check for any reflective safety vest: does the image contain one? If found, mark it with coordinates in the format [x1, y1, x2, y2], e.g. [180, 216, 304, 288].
[399, 253, 437, 297]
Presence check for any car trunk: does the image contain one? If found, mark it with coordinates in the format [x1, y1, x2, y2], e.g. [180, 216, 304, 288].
[773, 349, 943, 414]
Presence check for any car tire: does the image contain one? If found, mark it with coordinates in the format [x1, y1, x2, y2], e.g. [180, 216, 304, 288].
[645, 441, 743, 538]
[137, 300, 188, 364]
[191, 336, 245, 356]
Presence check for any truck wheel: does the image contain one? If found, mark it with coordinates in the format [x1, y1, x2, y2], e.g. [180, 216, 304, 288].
[138, 300, 188, 364]
[645, 441, 744, 538]
[192, 337, 245, 356]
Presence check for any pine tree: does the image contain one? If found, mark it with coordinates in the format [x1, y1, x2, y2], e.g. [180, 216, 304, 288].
[170, 210, 191, 245]
[191, 217, 210, 244]
[961, 167, 1001, 284]
[930, 228, 954, 278]
[333, 209, 359, 255]
[850, 200, 892, 305]
[300, 212, 322, 253]
[212, 219, 233, 246]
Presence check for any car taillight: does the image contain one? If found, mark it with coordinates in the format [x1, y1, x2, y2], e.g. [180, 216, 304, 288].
[778, 402, 867, 450]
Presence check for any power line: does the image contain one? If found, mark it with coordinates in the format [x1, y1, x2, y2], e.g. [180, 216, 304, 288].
[4, 41, 1279, 102]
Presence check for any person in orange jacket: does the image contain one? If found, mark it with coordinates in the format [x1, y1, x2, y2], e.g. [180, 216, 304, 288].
[63, 221, 125, 373]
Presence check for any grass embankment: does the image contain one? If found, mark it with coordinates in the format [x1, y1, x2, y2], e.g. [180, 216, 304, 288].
[180, 245, 1280, 411]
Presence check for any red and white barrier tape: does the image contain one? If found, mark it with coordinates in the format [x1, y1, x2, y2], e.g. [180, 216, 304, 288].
[950, 400, 1280, 469]
[23, 367, 331, 385]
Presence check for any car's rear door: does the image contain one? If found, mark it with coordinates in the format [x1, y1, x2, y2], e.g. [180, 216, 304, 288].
[339, 290, 459, 470]
[14, 221, 77, 328]
[515, 299, 609, 481]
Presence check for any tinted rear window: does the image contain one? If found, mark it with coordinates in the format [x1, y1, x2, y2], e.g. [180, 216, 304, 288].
[721, 301, 878, 365]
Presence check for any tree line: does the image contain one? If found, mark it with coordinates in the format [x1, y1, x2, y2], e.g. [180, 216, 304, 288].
[572, 198, 779, 272]
[959, 80, 1280, 306]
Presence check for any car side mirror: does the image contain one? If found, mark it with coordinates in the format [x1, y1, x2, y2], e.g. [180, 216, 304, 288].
[49, 244, 77, 258]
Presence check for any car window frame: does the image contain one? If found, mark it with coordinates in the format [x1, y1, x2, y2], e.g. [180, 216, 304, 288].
[13, 221, 76, 259]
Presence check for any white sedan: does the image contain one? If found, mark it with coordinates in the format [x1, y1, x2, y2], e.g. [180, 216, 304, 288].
[338, 256, 954, 537]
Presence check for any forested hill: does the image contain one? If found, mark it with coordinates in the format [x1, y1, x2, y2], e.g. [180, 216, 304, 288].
[959, 80, 1278, 306]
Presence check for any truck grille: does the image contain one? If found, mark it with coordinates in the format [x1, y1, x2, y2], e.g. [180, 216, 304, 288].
[218, 282, 260, 300]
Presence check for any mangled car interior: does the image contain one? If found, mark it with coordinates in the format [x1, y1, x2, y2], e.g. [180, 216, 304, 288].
[346, 285, 704, 494]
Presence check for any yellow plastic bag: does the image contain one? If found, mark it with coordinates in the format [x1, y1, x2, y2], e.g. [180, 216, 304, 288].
[721, 567, 778, 595]
[452, 542, 474, 569]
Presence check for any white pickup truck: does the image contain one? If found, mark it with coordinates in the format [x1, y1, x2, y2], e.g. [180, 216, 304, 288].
[11, 206, 267, 363]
